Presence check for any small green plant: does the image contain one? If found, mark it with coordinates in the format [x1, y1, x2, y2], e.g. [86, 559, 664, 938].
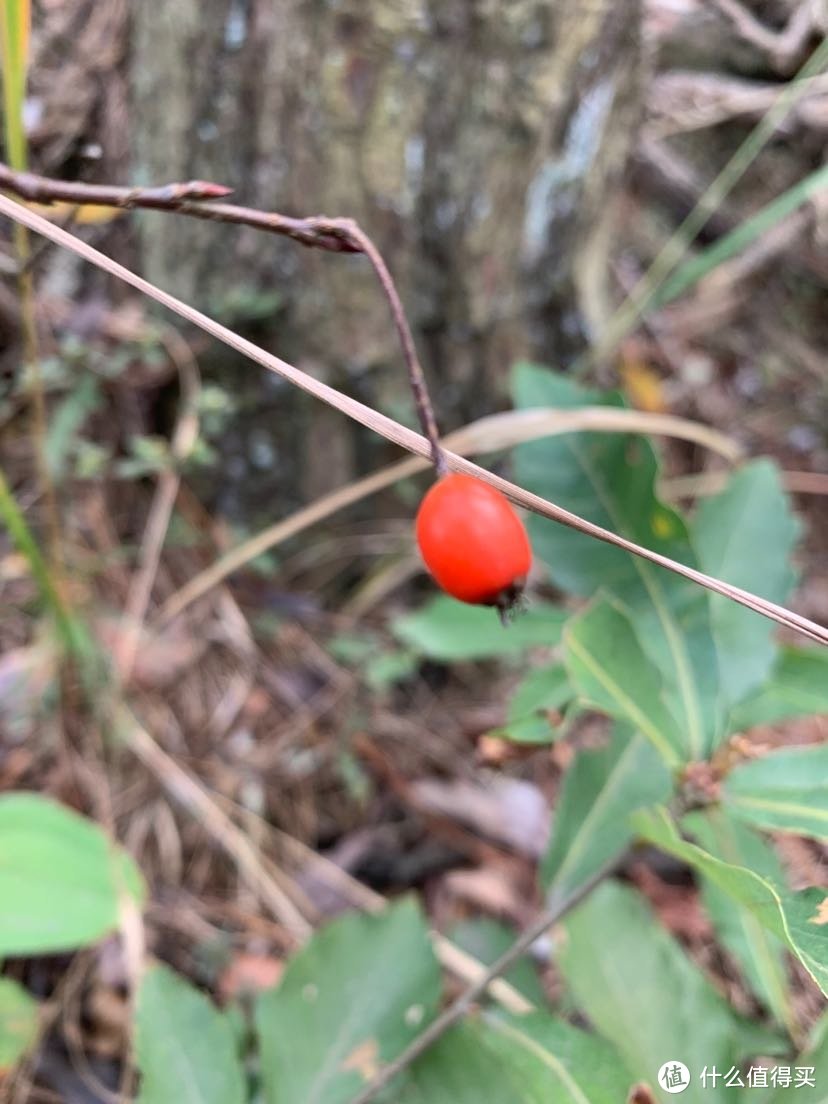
[2, 369, 827, 1103]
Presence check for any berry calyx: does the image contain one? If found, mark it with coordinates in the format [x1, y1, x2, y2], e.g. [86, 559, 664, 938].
[415, 473, 532, 613]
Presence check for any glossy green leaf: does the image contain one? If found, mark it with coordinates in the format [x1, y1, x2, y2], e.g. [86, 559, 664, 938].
[256, 898, 441, 1104]
[0, 978, 38, 1074]
[0, 794, 146, 956]
[633, 807, 828, 996]
[541, 726, 671, 896]
[494, 664, 572, 745]
[563, 599, 684, 766]
[683, 809, 793, 1034]
[723, 744, 828, 842]
[560, 881, 785, 1104]
[393, 596, 566, 662]
[514, 364, 720, 758]
[692, 461, 799, 707]
[135, 965, 245, 1104]
[729, 648, 828, 732]
[396, 1015, 632, 1103]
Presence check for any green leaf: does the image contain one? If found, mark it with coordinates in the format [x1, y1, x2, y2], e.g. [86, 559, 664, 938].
[448, 918, 546, 1006]
[767, 1013, 828, 1103]
[484, 1014, 634, 1104]
[393, 595, 566, 662]
[632, 807, 828, 997]
[493, 664, 572, 745]
[563, 599, 684, 766]
[0, 794, 146, 956]
[135, 965, 245, 1104]
[560, 880, 785, 1104]
[393, 1021, 535, 1102]
[683, 809, 793, 1034]
[722, 744, 828, 842]
[729, 648, 828, 732]
[45, 376, 101, 481]
[541, 726, 671, 896]
[0, 978, 38, 1075]
[396, 1015, 632, 1104]
[514, 364, 720, 759]
[776, 891, 828, 1000]
[256, 898, 441, 1104]
[692, 461, 799, 707]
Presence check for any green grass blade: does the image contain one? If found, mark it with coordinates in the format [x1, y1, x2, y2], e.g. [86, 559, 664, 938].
[654, 161, 828, 308]
[0, 0, 31, 170]
[580, 35, 828, 372]
[0, 465, 91, 662]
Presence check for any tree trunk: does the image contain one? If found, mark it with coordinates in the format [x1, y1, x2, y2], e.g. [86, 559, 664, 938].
[129, 0, 643, 510]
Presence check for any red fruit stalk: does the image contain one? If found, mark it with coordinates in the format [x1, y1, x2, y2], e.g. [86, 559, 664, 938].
[416, 473, 532, 613]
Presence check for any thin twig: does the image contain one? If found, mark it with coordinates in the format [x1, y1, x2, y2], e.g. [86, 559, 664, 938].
[155, 404, 742, 626]
[121, 708, 312, 942]
[662, 469, 828, 500]
[1, 193, 825, 647]
[0, 163, 356, 251]
[345, 224, 446, 473]
[268, 827, 533, 1014]
[348, 863, 619, 1104]
[584, 34, 828, 372]
[116, 328, 200, 682]
[0, 164, 446, 472]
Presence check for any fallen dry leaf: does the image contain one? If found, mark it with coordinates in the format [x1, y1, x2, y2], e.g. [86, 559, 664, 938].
[409, 774, 550, 859]
[442, 865, 525, 922]
[218, 952, 284, 1000]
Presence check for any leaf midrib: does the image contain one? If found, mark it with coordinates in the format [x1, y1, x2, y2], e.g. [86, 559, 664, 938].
[550, 734, 645, 892]
[567, 437, 704, 758]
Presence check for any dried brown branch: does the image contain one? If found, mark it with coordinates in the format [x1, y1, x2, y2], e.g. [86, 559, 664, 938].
[1, 192, 826, 647]
[0, 161, 446, 470]
[0, 163, 355, 250]
[702, 0, 821, 73]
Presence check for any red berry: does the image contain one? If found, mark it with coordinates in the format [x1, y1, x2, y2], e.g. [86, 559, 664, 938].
[415, 474, 532, 609]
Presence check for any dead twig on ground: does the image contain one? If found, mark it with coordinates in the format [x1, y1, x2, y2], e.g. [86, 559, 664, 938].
[120, 708, 312, 942]
[702, 0, 823, 73]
